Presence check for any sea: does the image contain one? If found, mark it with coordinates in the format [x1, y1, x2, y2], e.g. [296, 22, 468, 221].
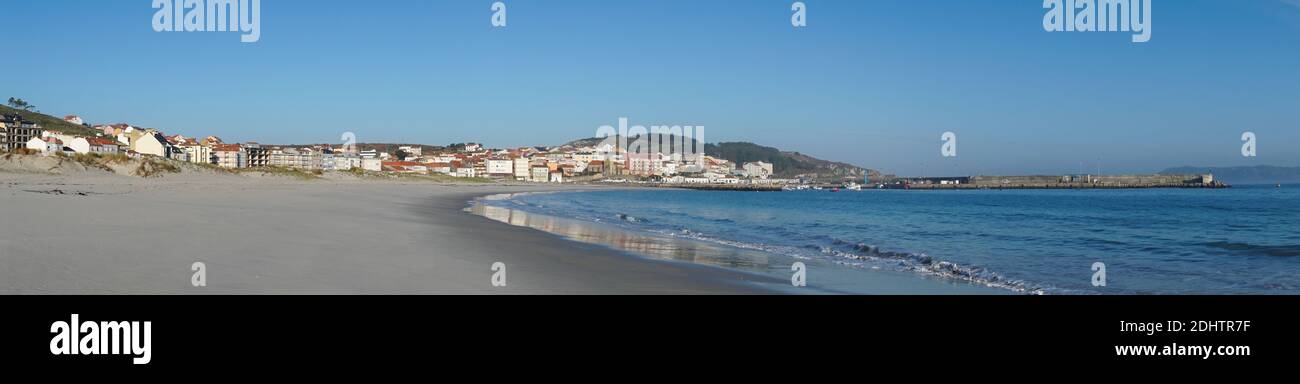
[471, 185, 1300, 294]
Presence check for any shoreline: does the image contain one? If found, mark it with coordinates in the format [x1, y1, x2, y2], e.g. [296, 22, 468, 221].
[2, 168, 1011, 295]
[467, 190, 1009, 295]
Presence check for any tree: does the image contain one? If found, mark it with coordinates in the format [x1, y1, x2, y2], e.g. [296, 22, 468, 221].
[395, 149, 410, 161]
[6, 97, 33, 111]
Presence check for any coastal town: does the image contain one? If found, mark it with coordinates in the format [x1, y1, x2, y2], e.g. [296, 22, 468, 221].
[1, 110, 790, 186]
[2, 108, 1224, 189]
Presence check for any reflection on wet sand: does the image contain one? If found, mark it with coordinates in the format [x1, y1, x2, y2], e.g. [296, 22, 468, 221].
[471, 203, 774, 271]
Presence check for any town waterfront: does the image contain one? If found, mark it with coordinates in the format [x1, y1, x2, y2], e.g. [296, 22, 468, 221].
[474, 185, 1300, 294]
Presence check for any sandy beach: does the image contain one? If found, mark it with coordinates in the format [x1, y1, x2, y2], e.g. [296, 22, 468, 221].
[1, 155, 1008, 295]
[0, 165, 793, 294]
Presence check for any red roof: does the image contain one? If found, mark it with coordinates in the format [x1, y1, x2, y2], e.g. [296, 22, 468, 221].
[89, 138, 118, 146]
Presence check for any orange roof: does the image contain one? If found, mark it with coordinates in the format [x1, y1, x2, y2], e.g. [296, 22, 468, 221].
[382, 161, 422, 167]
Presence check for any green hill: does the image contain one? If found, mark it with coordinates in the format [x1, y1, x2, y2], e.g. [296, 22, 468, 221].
[562, 137, 875, 181]
[705, 142, 874, 181]
[0, 105, 100, 137]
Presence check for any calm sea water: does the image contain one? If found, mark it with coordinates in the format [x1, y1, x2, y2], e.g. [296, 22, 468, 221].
[477, 185, 1300, 294]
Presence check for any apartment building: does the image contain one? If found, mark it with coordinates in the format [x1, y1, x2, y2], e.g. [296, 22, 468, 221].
[1, 114, 43, 151]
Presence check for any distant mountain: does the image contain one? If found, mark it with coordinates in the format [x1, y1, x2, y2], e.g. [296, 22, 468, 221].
[1160, 165, 1300, 185]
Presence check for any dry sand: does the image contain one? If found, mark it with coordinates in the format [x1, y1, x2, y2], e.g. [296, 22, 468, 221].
[1, 154, 1002, 295]
[0, 158, 781, 294]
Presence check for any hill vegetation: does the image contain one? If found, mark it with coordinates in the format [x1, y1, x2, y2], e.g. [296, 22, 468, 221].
[562, 137, 874, 181]
[0, 105, 101, 138]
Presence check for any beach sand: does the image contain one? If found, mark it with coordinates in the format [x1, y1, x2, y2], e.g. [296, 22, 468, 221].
[1, 161, 1001, 294]
[0, 168, 787, 294]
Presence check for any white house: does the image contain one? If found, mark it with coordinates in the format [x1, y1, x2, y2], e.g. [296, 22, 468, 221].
[26, 137, 51, 154]
[65, 137, 91, 154]
[89, 138, 120, 154]
[130, 132, 168, 157]
[361, 158, 383, 172]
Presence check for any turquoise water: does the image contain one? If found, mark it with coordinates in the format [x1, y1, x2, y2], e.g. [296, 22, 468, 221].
[478, 185, 1300, 294]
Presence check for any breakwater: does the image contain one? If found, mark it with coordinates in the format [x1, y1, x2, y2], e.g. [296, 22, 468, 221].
[891, 174, 1228, 190]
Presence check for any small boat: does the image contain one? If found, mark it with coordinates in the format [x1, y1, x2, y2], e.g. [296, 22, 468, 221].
[844, 182, 863, 191]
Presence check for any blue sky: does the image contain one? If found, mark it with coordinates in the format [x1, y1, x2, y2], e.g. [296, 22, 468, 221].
[5, 0, 1300, 175]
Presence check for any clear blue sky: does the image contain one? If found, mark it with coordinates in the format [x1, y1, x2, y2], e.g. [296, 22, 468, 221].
[6, 0, 1300, 175]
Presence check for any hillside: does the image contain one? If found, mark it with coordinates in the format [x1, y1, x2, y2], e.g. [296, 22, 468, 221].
[705, 142, 873, 181]
[0, 105, 100, 138]
[1161, 165, 1300, 185]
[561, 135, 703, 151]
[562, 137, 874, 181]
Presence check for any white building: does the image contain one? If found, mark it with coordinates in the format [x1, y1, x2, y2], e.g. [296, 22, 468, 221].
[513, 158, 530, 180]
[486, 159, 514, 176]
[397, 146, 422, 159]
[454, 167, 477, 178]
[65, 137, 91, 154]
[88, 138, 120, 155]
[26, 137, 58, 155]
[131, 132, 168, 157]
[334, 156, 360, 171]
[530, 167, 549, 182]
[742, 161, 774, 179]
